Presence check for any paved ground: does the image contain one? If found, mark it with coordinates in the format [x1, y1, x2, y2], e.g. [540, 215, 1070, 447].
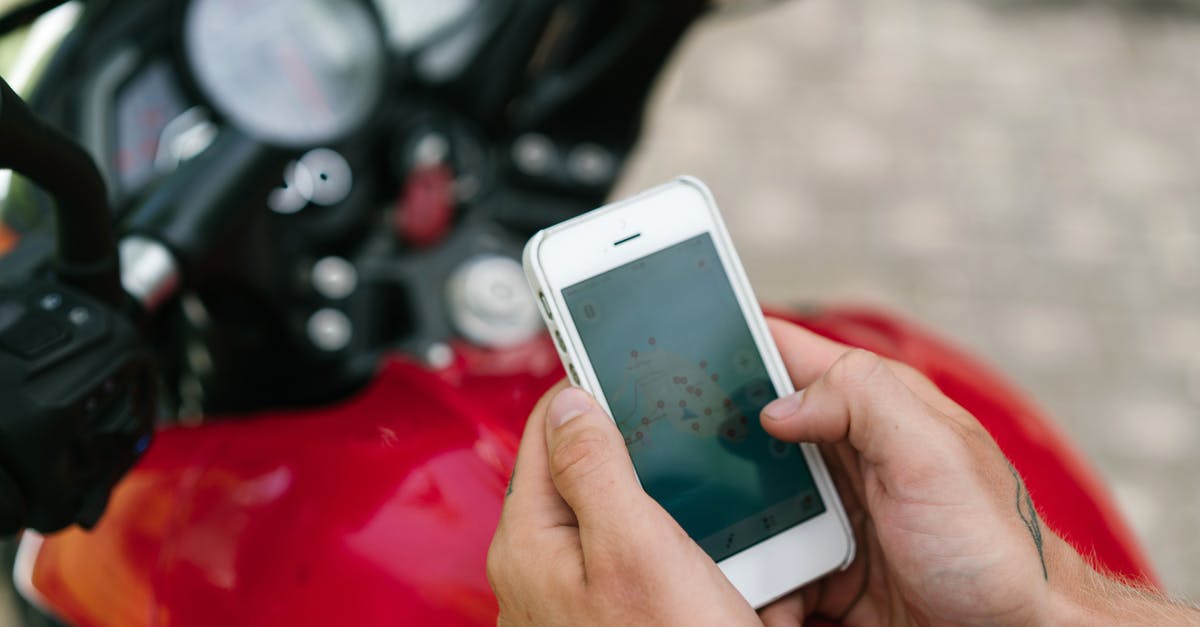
[616, 0, 1200, 602]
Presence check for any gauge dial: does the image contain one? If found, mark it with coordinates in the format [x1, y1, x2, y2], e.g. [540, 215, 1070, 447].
[183, 0, 386, 146]
[114, 62, 187, 191]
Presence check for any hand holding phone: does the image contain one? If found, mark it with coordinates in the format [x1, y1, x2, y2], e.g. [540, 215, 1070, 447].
[519, 177, 854, 607]
[491, 178, 1200, 624]
[490, 381, 764, 625]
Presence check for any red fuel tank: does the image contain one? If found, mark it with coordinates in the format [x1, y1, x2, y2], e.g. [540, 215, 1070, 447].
[18, 310, 1157, 626]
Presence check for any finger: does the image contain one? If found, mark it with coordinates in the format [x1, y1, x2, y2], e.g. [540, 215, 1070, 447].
[543, 386, 648, 546]
[820, 442, 866, 519]
[766, 317, 854, 389]
[769, 317, 954, 408]
[760, 349, 945, 480]
[489, 381, 584, 608]
[501, 379, 575, 525]
[880, 359, 965, 417]
[814, 515, 877, 621]
[758, 585, 818, 627]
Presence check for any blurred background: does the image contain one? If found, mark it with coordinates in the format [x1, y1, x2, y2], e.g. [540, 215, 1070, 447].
[616, 0, 1200, 601]
[0, 0, 1197, 620]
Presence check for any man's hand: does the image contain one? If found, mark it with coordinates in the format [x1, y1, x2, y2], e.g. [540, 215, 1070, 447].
[755, 319, 1062, 625]
[756, 318, 1200, 626]
[487, 383, 759, 626]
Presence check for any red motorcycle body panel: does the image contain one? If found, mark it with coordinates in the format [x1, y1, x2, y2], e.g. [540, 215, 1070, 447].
[24, 309, 1157, 626]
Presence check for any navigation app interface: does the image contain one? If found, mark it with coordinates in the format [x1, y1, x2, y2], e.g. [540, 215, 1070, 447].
[562, 233, 824, 561]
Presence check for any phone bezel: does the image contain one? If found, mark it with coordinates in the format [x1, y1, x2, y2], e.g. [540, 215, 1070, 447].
[523, 176, 855, 608]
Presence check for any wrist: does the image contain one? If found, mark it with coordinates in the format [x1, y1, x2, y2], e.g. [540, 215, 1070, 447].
[1044, 550, 1112, 625]
[1045, 542, 1200, 625]
[1040, 534, 1095, 625]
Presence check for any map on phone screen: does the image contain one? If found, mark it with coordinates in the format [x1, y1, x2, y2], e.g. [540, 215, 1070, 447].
[562, 233, 825, 561]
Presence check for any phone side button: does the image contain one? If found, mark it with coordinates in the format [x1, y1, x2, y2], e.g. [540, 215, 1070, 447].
[553, 329, 566, 353]
[537, 291, 553, 321]
[566, 362, 580, 385]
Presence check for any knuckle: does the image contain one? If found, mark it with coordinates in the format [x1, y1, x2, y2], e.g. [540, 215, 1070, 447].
[944, 410, 995, 451]
[549, 424, 613, 484]
[915, 413, 991, 477]
[886, 359, 932, 389]
[827, 348, 887, 390]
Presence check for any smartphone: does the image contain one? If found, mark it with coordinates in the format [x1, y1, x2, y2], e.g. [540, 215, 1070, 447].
[522, 177, 854, 608]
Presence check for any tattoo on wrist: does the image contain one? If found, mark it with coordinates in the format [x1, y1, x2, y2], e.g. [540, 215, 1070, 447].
[1010, 464, 1048, 580]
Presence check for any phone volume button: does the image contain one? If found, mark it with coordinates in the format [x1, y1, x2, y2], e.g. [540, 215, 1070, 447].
[553, 329, 566, 353]
[566, 362, 580, 385]
[537, 291, 553, 321]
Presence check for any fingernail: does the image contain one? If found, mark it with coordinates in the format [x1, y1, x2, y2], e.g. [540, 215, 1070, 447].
[549, 387, 594, 428]
[763, 390, 804, 421]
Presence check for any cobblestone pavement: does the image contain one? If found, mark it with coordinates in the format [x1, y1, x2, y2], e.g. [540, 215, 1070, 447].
[616, 0, 1200, 601]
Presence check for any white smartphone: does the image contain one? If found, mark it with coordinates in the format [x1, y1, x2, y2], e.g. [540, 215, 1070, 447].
[523, 176, 855, 608]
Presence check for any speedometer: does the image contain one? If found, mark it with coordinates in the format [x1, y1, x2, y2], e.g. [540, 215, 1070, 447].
[183, 0, 386, 146]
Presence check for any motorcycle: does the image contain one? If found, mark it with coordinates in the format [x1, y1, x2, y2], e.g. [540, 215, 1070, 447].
[0, 0, 1160, 624]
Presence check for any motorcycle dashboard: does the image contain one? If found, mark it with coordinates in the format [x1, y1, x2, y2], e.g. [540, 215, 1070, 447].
[113, 61, 189, 192]
[182, 0, 388, 148]
[4, 0, 690, 414]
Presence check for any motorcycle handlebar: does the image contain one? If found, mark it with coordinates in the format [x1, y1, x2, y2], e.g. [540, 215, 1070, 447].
[0, 75, 121, 305]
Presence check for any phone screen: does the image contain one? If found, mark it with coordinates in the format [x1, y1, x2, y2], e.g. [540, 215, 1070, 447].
[561, 233, 825, 561]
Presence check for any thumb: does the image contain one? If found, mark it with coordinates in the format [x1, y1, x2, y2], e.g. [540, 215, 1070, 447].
[544, 387, 647, 535]
[760, 349, 947, 483]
